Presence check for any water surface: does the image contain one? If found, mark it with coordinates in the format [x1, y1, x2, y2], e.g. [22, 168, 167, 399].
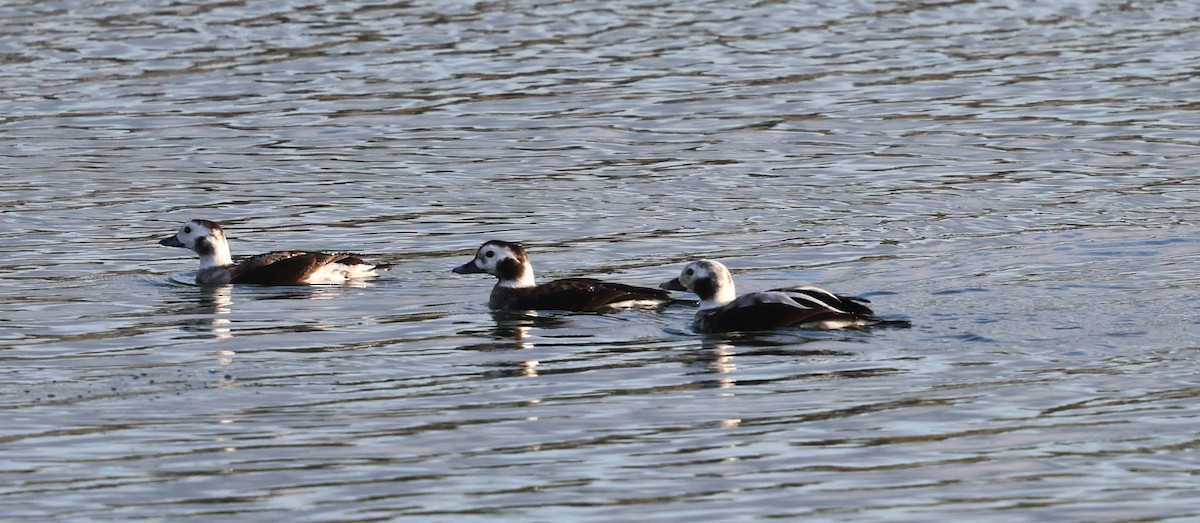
[3, 0, 1200, 521]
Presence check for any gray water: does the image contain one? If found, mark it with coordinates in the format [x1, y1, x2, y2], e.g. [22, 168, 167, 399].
[3, 0, 1200, 521]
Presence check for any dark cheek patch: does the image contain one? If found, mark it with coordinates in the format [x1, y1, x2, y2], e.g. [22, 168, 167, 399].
[692, 277, 717, 300]
[496, 258, 521, 280]
[195, 237, 215, 256]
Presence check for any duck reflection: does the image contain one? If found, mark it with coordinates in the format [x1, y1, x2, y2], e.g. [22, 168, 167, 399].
[173, 284, 347, 340]
[700, 340, 737, 390]
[164, 284, 239, 369]
[487, 309, 567, 348]
[490, 311, 540, 377]
[457, 310, 570, 379]
[478, 357, 542, 380]
[685, 333, 862, 390]
[178, 285, 234, 340]
[457, 309, 568, 352]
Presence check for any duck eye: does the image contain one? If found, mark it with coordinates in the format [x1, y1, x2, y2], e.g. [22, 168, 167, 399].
[485, 251, 495, 258]
[685, 268, 694, 276]
[183, 226, 192, 234]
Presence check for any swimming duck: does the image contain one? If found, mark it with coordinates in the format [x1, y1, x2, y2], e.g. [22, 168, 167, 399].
[660, 259, 882, 333]
[452, 240, 670, 311]
[159, 219, 390, 285]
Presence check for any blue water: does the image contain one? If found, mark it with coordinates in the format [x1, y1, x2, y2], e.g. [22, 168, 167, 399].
[3, 0, 1200, 521]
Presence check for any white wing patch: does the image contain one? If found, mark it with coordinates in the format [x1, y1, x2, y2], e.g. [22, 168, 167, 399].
[734, 290, 849, 314]
[599, 299, 666, 310]
[303, 263, 381, 284]
[798, 318, 871, 330]
[778, 285, 841, 302]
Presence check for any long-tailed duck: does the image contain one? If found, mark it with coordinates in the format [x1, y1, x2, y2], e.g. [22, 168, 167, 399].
[452, 240, 671, 311]
[159, 219, 391, 285]
[660, 259, 886, 333]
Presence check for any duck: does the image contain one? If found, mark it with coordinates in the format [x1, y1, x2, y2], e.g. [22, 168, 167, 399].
[452, 240, 671, 311]
[159, 219, 391, 285]
[660, 259, 885, 333]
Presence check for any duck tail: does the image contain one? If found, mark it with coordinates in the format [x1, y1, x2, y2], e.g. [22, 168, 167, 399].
[870, 318, 912, 328]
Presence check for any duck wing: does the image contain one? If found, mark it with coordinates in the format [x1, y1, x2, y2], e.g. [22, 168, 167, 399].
[494, 278, 670, 311]
[697, 290, 874, 333]
[767, 285, 876, 316]
[229, 251, 341, 285]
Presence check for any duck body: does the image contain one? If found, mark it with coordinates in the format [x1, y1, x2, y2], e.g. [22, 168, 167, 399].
[689, 285, 877, 333]
[194, 250, 383, 285]
[453, 240, 670, 312]
[661, 260, 883, 333]
[160, 219, 390, 285]
[486, 278, 671, 311]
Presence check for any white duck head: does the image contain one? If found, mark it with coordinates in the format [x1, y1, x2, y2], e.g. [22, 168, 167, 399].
[160, 219, 234, 269]
[660, 259, 738, 310]
[452, 240, 536, 288]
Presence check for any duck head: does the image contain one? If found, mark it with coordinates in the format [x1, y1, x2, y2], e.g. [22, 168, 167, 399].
[661, 259, 737, 309]
[453, 240, 536, 288]
[160, 219, 234, 269]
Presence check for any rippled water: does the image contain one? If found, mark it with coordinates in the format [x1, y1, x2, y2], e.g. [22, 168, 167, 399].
[4, 0, 1200, 520]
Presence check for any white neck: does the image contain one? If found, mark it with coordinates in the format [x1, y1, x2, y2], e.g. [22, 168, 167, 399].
[198, 239, 233, 269]
[498, 266, 536, 288]
[698, 283, 737, 310]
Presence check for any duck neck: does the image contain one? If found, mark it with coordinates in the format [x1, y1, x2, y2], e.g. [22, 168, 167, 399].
[498, 266, 536, 288]
[698, 284, 737, 310]
[198, 239, 233, 269]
